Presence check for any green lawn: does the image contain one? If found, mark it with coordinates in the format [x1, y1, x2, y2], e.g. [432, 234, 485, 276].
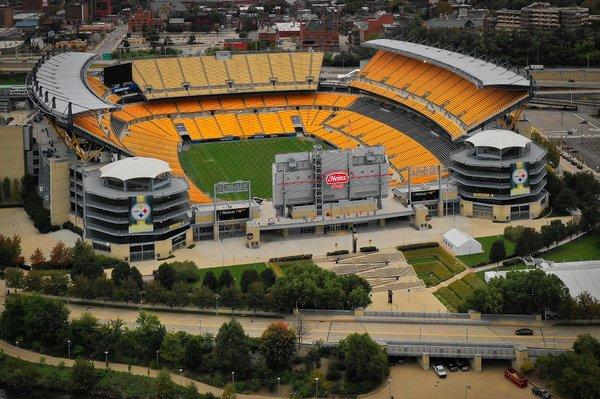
[0, 73, 27, 85]
[196, 262, 269, 288]
[179, 137, 327, 199]
[434, 273, 488, 312]
[403, 247, 466, 287]
[542, 234, 600, 262]
[270, 259, 315, 277]
[458, 235, 516, 267]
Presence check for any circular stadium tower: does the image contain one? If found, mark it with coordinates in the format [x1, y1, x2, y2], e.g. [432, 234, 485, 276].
[81, 157, 192, 261]
[450, 130, 548, 221]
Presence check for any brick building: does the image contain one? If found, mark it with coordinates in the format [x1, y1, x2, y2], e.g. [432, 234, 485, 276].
[299, 20, 339, 51]
[95, 0, 112, 18]
[128, 9, 163, 32]
[349, 11, 394, 46]
[0, 5, 14, 28]
[65, 2, 89, 25]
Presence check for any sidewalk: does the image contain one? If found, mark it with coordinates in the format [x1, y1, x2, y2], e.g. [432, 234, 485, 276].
[0, 339, 281, 399]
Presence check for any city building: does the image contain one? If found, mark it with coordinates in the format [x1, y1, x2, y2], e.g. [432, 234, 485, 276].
[495, 2, 589, 31]
[450, 129, 548, 221]
[426, 7, 486, 29]
[128, 9, 163, 32]
[70, 157, 193, 261]
[349, 12, 394, 46]
[275, 21, 301, 39]
[65, 2, 90, 25]
[95, 0, 112, 18]
[0, 5, 13, 28]
[299, 20, 339, 51]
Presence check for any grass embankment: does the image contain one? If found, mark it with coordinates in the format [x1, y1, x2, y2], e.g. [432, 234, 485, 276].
[542, 234, 600, 262]
[433, 274, 486, 312]
[194, 259, 315, 286]
[403, 247, 466, 287]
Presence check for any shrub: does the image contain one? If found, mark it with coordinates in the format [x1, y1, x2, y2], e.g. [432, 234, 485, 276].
[502, 258, 521, 267]
[61, 221, 83, 237]
[359, 246, 378, 253]
[396, 242, 439, 251]
[326, 250, 349, 256]
[268, 254, 312, 262]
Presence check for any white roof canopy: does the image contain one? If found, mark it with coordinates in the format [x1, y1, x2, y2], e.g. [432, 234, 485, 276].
[364, 39, 531, 88]
[443, 227, 476, 247]
[30, 52, 116, 119]
[100, 157, 171, 181]
[465, 129, 531, 150]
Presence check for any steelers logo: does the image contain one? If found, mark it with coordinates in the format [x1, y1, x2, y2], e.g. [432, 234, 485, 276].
[512, 168, 528, 185]
[131, 202, 151, 221]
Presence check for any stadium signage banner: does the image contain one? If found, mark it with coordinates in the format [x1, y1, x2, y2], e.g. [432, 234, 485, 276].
[325, 171, 350, 189]
[411, 189, 439, 203]
[218, 207, 250, 221]
[510, 161, 530, 196]
[129, 195, 153, 233]
[215, 181, 250, 194]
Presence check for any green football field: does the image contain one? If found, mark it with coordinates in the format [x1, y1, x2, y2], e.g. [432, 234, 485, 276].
[179, 137, 327, 199]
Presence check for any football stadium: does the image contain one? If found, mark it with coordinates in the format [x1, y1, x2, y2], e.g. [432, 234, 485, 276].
[24, 39, 545, 260]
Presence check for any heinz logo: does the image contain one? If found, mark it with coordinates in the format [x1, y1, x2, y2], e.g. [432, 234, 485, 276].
[325, 171, 349, 189]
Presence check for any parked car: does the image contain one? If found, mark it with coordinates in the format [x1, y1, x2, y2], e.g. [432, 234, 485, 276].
[447, 362, 459, 372]
[532, 386, 552, 398]
[515, 328, 534, 336]
[456, 361, 469, 371]
[433, 365, 447, 378]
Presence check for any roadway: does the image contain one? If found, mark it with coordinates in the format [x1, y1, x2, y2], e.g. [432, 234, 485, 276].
[66, 303, 600, 350]
[94, 23, 129, 55]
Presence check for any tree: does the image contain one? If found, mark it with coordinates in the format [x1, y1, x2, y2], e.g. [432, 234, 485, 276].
[214, 319, 250, 376]
[260, 321, 296, 370]
[347, 286, 371, 309]
[160, 332, 185, 368]
[69, 312, 102, 357]
[219, 285, 244, 309]
[23, 272, 43, 292]
[573, 334, 600, 359]
[489, 239, 507, 264]
[575, 291, 600, 323]
[70, 358, 97, 393]
[10, 178, 20, 203]
[42, 273, 70, 296]
[240, 269, 259, 293]
[0, 234, 22, 271]
[514, 227, 543, 256]
[246, 281, 266, 310]
[260, 268, 276, 288]
[339, 333, 389, 393]
[154, 370, 177, 399]
[222, 383, 236, 399]
[49, 241, 70, 266]
[188, 34, 196, 44]
[144, 281, 166, 306]
[202, 271, 218, 291]
[29, 248, 46, 267]
[156, 263, 176, 289]
[292, 314, 312, 348]
[4, 267, 24, 289]
[191, 285, 214, 309]
[218, 270, 234, 289]
[553, 187, 578, 214]
[2, 176, 10, 202]
[184, 333, 213, 372]
[70, 240, 102, 280]
[132, 311, 166, 361]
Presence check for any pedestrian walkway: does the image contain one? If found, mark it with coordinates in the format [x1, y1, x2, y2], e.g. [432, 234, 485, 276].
[0, 339, 282, 399]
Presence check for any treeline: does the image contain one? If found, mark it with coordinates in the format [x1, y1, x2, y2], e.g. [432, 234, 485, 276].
[4, 241, 372, 312]
[0, 294, 389, 396]
[547, 170, 600, 219]
[389, 18, 600, 67]
[0, 354, 207, 399]
[535, 334, 600, 398]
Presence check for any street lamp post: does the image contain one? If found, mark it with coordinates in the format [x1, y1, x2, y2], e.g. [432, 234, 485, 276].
[215, 294, 220, 316]
[314, 377, 319, 398]
[199, 319, 202, 335]
[104, 351, 108, 368]
[16, 340, 19, 349]
[68, 340, 71, 359]
[277, 377, 281, 395]
[388, 377, 392, 399]
[419, 327, 422, 342]
[232, 371, 235, 387]
[464, 384, 471, 399]
[156, 350, 159, 367]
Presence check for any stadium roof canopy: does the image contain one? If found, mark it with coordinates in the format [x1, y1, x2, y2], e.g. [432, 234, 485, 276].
[100, 157, 172, 181]
[29, 52, 116, 119]
[465, 129, 531, 150]
[363, 39, 531, 88]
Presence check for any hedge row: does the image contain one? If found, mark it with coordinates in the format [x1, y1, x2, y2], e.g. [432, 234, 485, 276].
[268, 254, 313, 262]
[396, 242, 439, 251]
[502, 258, 522, 267]
[327, 250, 350, 256]
[359, 246, 378, 253]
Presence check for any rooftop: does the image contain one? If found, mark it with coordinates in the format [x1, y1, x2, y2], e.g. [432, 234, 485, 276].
[99, 157, 171, 181]
[30, 52, 117, 119]
[465, 129, 531, 150]
[443, 227, 477, 247]
[363, 39, 531, 88]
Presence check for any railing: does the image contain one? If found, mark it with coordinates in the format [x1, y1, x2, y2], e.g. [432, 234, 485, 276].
[364, 310, 468, 319]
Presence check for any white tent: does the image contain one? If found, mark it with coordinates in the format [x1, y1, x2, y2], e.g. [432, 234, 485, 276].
[442, 228, 483, 256]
